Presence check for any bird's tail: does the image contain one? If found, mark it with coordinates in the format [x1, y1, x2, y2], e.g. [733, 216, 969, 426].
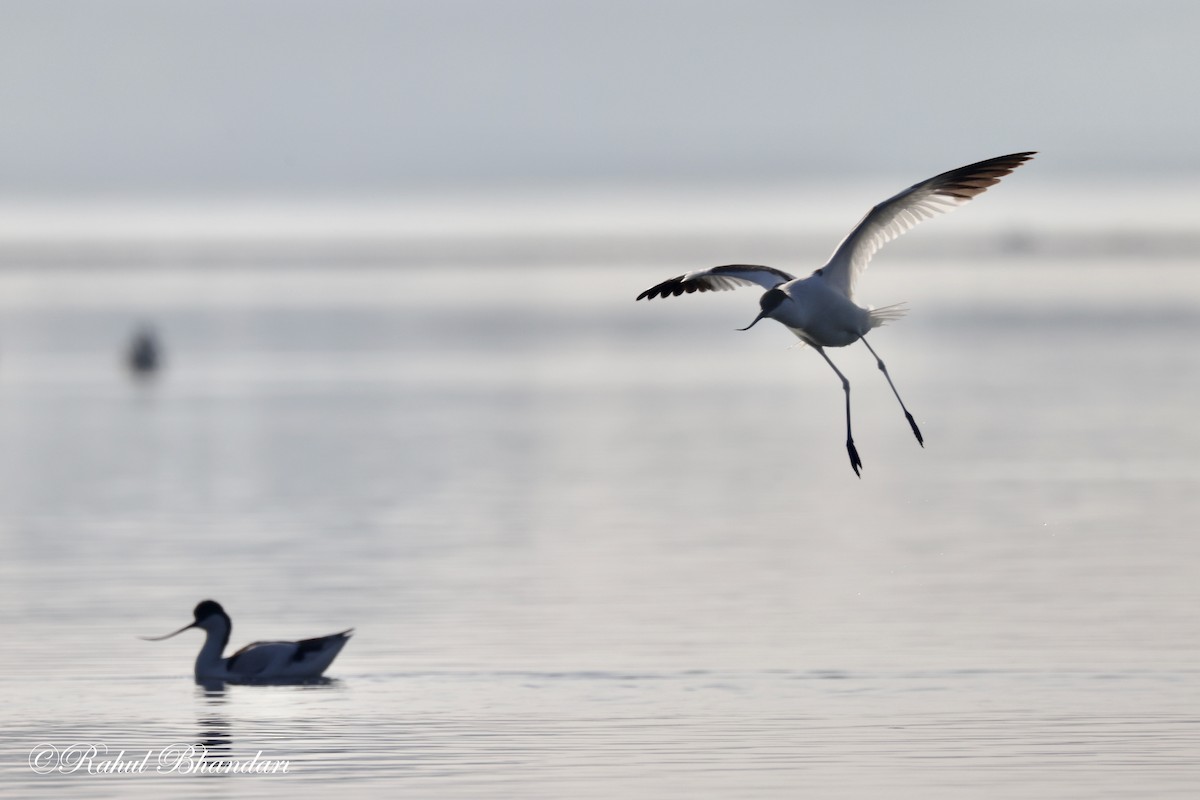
[868, 302, 908, 329]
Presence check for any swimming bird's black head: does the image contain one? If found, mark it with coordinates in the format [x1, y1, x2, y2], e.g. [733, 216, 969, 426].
[738, 287, 788, 331]
[141, 599, 230, 642]
[193, 600, 226, 623]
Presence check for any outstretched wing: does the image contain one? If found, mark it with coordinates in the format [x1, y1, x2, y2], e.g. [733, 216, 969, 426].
[821, 152, 1035, 298]
[636, 264, 794, 300]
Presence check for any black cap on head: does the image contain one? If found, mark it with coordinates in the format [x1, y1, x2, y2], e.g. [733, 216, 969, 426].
[759, 288, 788, 313]
[193, 600, 226, 621]
[738, 288, 788, 331]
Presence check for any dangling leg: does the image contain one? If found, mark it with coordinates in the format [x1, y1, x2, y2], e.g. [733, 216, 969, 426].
[814, 345, 862, 477]
[859, 335, 923, 447]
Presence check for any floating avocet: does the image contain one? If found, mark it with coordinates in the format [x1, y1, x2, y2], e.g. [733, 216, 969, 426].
[637, 152, 1035, 476]
[143, 600, 352, 682]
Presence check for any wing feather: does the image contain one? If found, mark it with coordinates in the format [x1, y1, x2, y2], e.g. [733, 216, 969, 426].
[226, 641, 291, 676]
[821, 152, 1035, 297]
[636, 264, 794, 301]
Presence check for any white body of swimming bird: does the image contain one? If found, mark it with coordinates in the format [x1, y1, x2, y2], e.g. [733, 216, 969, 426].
[143, 600, 353, 681]
[637, 152, 1035, 476]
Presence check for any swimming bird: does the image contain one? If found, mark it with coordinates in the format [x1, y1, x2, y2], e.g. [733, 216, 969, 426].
[636, 152, 1035, 476]
[142, 600, 353, 682]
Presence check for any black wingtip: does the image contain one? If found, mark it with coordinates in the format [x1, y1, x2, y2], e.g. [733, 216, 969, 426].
[932, 152, 1037, 201]
[636, 275, 703, 301]
[985, 151, 1037, 165]
[635, 280, 674, 301]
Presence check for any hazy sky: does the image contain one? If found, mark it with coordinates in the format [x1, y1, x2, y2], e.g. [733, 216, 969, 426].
[1, 1, 1198, 196]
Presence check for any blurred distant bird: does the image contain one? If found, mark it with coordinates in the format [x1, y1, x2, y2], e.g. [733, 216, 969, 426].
[142, 600, 353, 682]
[637, 152, 1035, 476]
[126, 324, 162, 377]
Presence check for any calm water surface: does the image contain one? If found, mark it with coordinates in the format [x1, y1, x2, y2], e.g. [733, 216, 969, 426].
[0, 243, 1198, 797]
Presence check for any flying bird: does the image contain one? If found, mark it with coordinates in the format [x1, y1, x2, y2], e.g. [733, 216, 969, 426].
[142, 600, 353, 682]
[636, 152, 1035, 476]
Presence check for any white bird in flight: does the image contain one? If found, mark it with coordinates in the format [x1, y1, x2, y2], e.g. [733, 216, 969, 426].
[637, 152, 1035, 476]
